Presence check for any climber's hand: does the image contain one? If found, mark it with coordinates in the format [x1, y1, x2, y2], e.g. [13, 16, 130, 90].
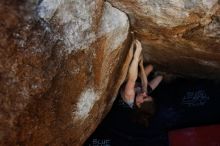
[135, 65, 163, 108]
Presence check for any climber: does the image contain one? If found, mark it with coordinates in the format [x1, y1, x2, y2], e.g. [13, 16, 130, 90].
[120, 40, 163, 126]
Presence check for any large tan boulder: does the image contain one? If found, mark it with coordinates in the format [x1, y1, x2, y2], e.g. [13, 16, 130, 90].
[1, 0, 220, 145]
[109, 0, 220, 78]
[0, 0, 129, 145]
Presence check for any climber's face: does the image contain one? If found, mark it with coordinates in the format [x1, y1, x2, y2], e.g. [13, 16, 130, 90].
[135, 92, 153, 108]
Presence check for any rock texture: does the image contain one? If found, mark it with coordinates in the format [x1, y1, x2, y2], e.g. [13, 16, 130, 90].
[109, 0, 220, 78]
[0, 0, 129, 145]
[1, 0, 220, 146]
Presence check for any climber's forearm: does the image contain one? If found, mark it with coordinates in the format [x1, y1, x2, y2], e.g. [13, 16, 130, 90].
[124, 80, 135, 102]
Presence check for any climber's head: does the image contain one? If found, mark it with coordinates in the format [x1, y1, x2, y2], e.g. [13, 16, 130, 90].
[134, 95, 155, 127]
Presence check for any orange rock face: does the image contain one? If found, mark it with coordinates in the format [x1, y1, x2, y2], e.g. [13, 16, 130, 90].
[1, 0, 220, 146]
[0, 0, 130, 145]
[109, 0, 220, 78]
